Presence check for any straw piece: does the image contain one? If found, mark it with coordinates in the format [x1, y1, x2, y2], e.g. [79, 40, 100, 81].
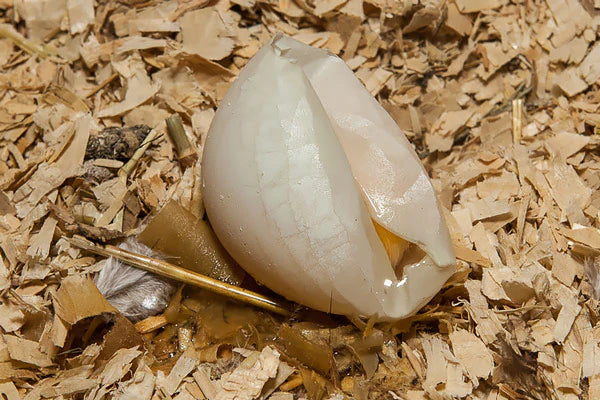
[119, 128, 161, 180]
[279, 375, 303, 391]
[166, 114, 198, 168]
[0, 23, 51, 58]
[86, 73, 119, 98]
[512, 98, 523, 143]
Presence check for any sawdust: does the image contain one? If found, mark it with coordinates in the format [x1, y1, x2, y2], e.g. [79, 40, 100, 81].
[1, 0, 600, 399]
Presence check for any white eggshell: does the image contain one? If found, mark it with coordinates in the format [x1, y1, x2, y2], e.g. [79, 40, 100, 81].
[270, 35, 455, 268]
[202, 34, 456, 320]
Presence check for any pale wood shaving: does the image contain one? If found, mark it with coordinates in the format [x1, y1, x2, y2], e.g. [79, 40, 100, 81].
[26, 216, 57, 260]
[13, 114, 91, 218]
[2, 0, 600, 398]
[180, 7, 235, 61]
[449, 329, 494, 384]
[67, 0, 94, 34]
[4, 335, 53, 368]
[194, 367, 217, 400]
[0, 382, 20, 400]
[215, 347, 280, 400]
[159, 348, 199, 395]
[553, 290, 582, 344]
[455, 0, 503, 13]
[0, 302, 26, 333]
[97, 70, 161, 118]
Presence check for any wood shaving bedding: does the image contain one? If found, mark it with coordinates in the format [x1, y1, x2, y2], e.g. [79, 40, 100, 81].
[1, 0, 600, 398]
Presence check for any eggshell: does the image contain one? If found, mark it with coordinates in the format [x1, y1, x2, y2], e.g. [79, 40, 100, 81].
[202, 34, 456, 320]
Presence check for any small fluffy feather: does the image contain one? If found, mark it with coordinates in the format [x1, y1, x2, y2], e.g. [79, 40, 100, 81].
[94, 238, 176, 321]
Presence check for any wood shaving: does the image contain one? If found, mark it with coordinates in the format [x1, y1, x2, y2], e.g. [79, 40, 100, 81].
[53, 274, 116, 325]
[180, 7, 235, 61]
[215, 347, 280, 400]
[97, 70, 161, 118]
[4, 335, 53, 367]
[159, 348, 198, 395]
[449, 329, 494, 384]
[0, 302, 26, 333]
[96, 346, 143, 394]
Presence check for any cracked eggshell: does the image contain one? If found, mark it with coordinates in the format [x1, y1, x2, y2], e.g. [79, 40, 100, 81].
[271, 35, 455, 268]
[202, 34, 456, 320]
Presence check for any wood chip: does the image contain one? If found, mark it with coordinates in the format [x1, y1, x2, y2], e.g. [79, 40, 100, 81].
[67, 0, 94, 34]
[2, 0, 600, 398]
[449, 329, 493, 384]
[159, 348, 198, 395]
[194, 367, 217, 400]
[455, 0, 502, 13]
[116, 36, 167, 54]
[97, 70, 161, 118]
[180, 7, 234, 61]
[215, 347, 280, 400]
[99, 347, 142, 386]
[553, 290, 581, 343]
[53, 275, 116, 325]
[26, 216, 57, 259]
[445, 3, 473, 36]
[4, 335, 53, 367]
[0, 303, 25, 333]
[13, 114, 91, 218]
[0, 381, 20, 400]
[134, 314, 168, 334]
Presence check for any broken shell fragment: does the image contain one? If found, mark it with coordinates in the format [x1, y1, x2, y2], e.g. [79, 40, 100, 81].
[202, 34, 456, 321]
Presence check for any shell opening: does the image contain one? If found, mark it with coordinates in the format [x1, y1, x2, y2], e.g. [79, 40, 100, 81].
[372, 220, 429, 282]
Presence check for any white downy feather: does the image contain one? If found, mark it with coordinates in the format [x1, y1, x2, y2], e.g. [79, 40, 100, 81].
[94, 238, 176, 321]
